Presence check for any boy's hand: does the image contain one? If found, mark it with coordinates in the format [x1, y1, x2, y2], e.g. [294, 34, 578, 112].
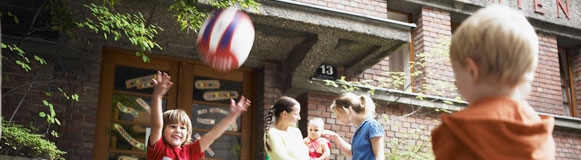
[230, 96, 251, 116]
[152, 71, 173, 97]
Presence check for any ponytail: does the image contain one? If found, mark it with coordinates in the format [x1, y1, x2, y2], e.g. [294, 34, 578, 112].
[359, 95, 375, 116]
[332, 93, 375, 115]
[264, 106, 275, 151]
[263, 96, 300, 152]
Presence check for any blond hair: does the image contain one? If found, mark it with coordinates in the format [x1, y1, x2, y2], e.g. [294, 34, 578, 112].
[162, 109, 193, 145]
[450, 5, 538, 86]
[330, 92, 375, 117]
[308, 118, 325, 129]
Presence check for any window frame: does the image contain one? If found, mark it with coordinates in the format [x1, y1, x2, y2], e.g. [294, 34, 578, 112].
[558, 47, 578, 117]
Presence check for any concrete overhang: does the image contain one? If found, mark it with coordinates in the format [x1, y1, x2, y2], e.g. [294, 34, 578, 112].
[2, 0, 416, 97]
[240, 0, 416, 95]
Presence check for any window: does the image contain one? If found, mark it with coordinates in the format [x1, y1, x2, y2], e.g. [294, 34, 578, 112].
[558, 48, 578, 117]
[387, 10, 413, 91]
[94, 48, 255, 159]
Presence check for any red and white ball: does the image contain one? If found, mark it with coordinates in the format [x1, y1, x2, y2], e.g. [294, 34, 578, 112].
[196, 7, 255, 71]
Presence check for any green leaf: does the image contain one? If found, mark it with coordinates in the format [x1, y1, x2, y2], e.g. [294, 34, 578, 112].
[45, 92, 52, 96]
[34, 55, 47, 65]
[71, 94, 79, 101]
[13, 16, 19, 24]
[142, 55, 149, 62]
[39, 112, 46, 117]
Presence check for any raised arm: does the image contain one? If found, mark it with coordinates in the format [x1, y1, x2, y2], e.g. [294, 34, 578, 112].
[199, 96, 251, 151]
[322, 130, 352, 157]
[149, 71, 173, 146]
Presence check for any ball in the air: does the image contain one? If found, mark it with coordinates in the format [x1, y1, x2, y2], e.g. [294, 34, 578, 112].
[196, 7, 255, 71]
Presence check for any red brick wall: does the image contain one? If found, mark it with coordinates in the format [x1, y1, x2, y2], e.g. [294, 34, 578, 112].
[554, 128, 581, 160]
[349, 58, 390, 85]
[2, 48, 99, 159]
[411, 7, 455, 98]
[292, 0, 388, 19]
[529, 33, 564, 115]
[304, 92, 440, 160]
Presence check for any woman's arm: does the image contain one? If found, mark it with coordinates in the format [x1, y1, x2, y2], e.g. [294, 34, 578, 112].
[322, 130, 352, 157]
[371, 136, 384, 160]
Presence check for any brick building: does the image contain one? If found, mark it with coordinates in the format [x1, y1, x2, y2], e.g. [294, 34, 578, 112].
[1, 0, 580, 159]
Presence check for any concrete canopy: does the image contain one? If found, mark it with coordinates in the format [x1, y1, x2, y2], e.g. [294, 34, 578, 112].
[243, 0, 415, 94]
[1, 0, 415, 95]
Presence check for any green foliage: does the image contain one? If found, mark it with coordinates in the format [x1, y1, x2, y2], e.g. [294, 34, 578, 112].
[209, 0, 261, 9]
[1, 43, 47, 72]
[323, 38, 461, 159]
[45, 0, 76, 35]
[0, 122, 66, 160]
[39, 88, 79, 138]
[383, 115, 435, 160]
[77, 3, 164, 62]
[170, 0, 260, 33]
[4, 11, 20, 24]
[170, 0, 209, 32]
[324, 38, 461, 110]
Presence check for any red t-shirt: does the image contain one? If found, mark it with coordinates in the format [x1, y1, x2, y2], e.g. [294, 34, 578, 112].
[307, 138, 331, 160]
[147, 138, 204, 160]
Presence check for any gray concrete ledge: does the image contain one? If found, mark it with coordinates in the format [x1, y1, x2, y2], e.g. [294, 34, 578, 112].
[302, 77, 581, 130]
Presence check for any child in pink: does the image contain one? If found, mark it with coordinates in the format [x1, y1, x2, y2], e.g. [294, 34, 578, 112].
[303, 118, 331, 160]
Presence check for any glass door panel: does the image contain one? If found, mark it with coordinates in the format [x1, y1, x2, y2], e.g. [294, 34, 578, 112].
[191, 104, 240, 132]
[107, 64, 170, 159]
[192, 131, 243, 160]
[180, 63, 251, 160]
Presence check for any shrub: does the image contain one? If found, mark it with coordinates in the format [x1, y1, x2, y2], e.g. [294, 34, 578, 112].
[0, 122, 66, 160]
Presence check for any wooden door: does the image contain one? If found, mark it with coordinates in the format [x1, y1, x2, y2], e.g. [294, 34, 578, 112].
[94, 48, 254, 160]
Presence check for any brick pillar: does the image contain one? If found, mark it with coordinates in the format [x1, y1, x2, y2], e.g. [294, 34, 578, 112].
[529, 33, 563, 115]
[411, 7, 454, 97]
[305, 92, 351, 160]
[259, 61, 285, 159]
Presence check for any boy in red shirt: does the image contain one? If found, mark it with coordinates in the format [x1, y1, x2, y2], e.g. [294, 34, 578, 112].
[147, 71, 251, 160]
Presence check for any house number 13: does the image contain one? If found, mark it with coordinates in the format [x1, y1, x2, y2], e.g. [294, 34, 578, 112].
[319, 65, 334, 75]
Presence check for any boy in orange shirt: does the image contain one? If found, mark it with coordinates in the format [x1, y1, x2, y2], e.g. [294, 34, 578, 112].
[431, 5, 556, 160]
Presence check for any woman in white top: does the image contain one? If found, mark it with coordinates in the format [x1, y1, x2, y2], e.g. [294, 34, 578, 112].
[264, 96, 309, 160]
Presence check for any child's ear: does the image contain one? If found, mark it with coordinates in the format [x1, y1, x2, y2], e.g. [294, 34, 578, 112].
[465, 58, 479, 82]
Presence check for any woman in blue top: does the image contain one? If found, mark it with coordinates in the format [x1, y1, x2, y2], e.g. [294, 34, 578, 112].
[322, 93, 385, 160]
